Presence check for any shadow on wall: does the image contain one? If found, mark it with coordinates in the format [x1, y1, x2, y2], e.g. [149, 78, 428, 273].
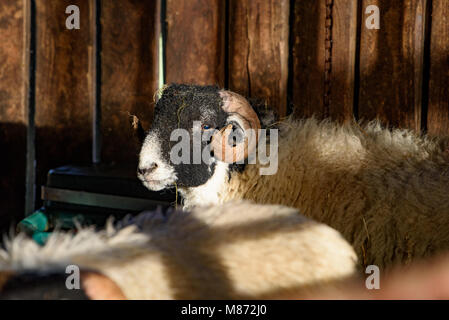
[0, 110, 148, 235]
[34, 118, 147, 207]
[0, 123, 26, 235]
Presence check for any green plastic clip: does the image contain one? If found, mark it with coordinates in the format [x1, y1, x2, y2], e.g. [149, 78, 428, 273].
[17, 210, 49, 234]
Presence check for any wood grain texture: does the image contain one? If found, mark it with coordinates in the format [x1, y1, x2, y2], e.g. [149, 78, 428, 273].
[0, 0, 27, 231]
[358, 0, 427, 131]
[291, 0, 326, 118]
[0, 1, 27, 124]
[228, 0, 290, 117]
[427, 0, 449, 136]
[35, 0, 93, 204]
[101, 0, 159, 164]
[329, 0, 358, 122]
[165, 0, 225, 86]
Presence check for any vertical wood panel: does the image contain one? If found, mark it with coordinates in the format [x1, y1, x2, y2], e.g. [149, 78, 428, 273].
[292, 0, 357, 121]
[330, 0, 358, 122]
[358, 0, 427, 131]
[165, 0, 225, 86]
[228, 0, 289, 117]
[101, 0, 159, 164]
[0, 0, 27, 231]
[427, 0, 449, 136]
[35, 0, 93, 205]
[292, 0, 326, 118]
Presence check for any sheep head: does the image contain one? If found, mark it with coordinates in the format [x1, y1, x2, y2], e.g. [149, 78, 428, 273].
[138, 84, 261, 191]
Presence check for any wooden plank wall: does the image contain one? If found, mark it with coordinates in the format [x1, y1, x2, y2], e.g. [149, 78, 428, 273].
[0, 0, 28, 232]
[427, 0, 449, 136]
[165, 0, 291, 117]
[292, 0, 358, 121]
[291, 1, 325, 118]
[228, 0, 290, 117]
[292, 0, 448, 136]
[0, 1, 448, 228]
[165, 0, 225, 86]
[358, 0, 427, 131]
[329, 0, 358, 122]
[34, 0, 93, 208]
[101, 1, 159, 164]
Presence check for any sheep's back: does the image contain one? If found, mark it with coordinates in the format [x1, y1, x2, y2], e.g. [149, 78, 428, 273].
[225, 117, 449, 269]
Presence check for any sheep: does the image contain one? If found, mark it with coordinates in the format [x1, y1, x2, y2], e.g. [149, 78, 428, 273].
[275, 253, 449, 299]
[138, 83, 449, 270]
[0, 201, 358, 299]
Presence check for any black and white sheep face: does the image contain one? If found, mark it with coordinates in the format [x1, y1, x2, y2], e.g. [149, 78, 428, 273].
[138, 84, 230, 190]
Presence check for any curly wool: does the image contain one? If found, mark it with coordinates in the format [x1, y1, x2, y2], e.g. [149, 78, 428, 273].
[182, 116, 449, 269]
[0, 201, 357, 299]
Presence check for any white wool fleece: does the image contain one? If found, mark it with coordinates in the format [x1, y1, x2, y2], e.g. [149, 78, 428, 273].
[181, 116, 449, 269]
[0, 201, 358, 299]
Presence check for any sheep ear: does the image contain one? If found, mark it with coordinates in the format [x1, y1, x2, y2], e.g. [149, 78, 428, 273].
[130, 114, 146, 144]
[211, 91, 260, 163]
[81, 271, 126, 300]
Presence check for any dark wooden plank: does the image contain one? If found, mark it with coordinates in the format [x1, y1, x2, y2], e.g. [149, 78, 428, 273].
[358, 0, 427, 131]
[228, 0, 290, 117]
[330, 0, 358, 122]
[34, 0, 93, 205]
[165, 0, 225, 86]
[101, 0, 159, 164]
[291, 0, 326, 119]
[427, 0, 449, 136]
[0, 0, 28, 231]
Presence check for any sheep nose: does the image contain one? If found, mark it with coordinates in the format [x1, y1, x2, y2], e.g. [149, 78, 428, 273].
[138, 163, 158, 176]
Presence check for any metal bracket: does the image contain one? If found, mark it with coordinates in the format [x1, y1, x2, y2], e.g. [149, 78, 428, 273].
[41, 186, 169, 212]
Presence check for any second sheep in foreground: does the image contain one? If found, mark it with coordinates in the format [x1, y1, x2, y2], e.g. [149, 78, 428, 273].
[0, 201, 357, 299]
